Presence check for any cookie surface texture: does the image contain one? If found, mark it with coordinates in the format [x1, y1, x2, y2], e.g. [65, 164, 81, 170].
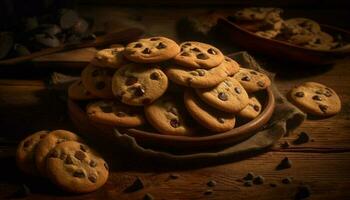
[238, 96, 262, 119]
[233, 68, 271, 93]
[90, 46, 126, 68]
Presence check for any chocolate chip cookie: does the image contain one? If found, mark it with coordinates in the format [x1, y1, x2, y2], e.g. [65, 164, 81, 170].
[184, 89, 236, 132]
[86, 100, 145, 127]
[165, 56, 239, 88]
[90, 46, 127, 68]
[68, 80, 96, 100]
[289, 82, 341, 116]
[123, 36, 180, 63]
[81, 64, 115, 98]
[304, 32, 337, 50]
[35, 130, 82, 176]
[46, 141, 109, 193]
[285, 18, 321, 34]
[144, 95, 196, 136]
[235, 7, 283, 21]
[173, 41, 224, 69]
[16, 130, 49, 176]
[112, 63, 168, 106]
[196, 77, 249, 113]
[233, 68, 271, 93]
[238, 96, 262, 119]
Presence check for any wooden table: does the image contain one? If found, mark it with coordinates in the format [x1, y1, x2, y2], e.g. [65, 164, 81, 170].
[1, 6, 350, 200]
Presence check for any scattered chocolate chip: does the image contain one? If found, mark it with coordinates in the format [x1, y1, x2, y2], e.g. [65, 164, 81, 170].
[124, 177, 144, 193]
[269, 183, 277, 187]
[150, 37, 160, 41]
[143, 193, 154, 200]
[134, 43, 143, 48]
[204, 189, 213, 195]
[65, 155, 74, 164]
[169, 107, 178, 116]
[150, 72, 160, 80]
[74, 150, 86, 161]
[217, 118, 225, 123]
[90, 160, 97, 167]
[11, 184, 31, 198]
[191, 47, 200, 52]
[100, 105, 113, 113]
[95, 81, 106, 90]
[234, 87, 241, 94]
[241, 76, 251, 81]
[197, 69, 205, 76]
[253, 105, 260, 112]
[142, 48, 151, 54]
[253, 175, 265, 185]
[312, 95, 322, 101]
[197, 53, 209, 60]
[116, 111, 126, 117]
[244, 172, 255, 180]
[133, 86, 145, 97]
[319, 104, 328, 113]
[207, 48, 217, 55]
[324, 91, 332, 97]
[125, 76, 138, 86]
[207, 180, 217, 187]
[88, 174, 97, 183]
[293, 132, 309, 145]
[170, 119, 180, 128]
[49, 149, 59, 158]
[280, 141, 290, 148]
[142, 98, 151, 105]
[295, 185, 311, 200]
[282, 177, 293, 184]
[23, 139, 32, 148]
[169, 174, 179, 179]
[73, 170, 85, 178]
[104, 162, 109, 170]
[156, 42, 167, 49]
[276, 157, 292, 170]
[295, 92, 304, 97]
[218, 92, 228, 101]
[244, 180, 253, 187]
[181, 52, 190, 56]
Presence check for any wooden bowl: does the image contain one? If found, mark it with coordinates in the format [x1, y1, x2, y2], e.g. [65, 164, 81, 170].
[216, 17, 350, 65]
[68, 87, 275, 150]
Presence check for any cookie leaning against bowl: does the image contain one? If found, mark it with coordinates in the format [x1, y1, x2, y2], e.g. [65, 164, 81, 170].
[90, 46, 127, 68]
[173, 41, 224, 69]
[112, 63, 168, 106]
[81, 64, 115, 98]
[46, 141, 109, 193]
[123, 36, 180, 63]
[184, 89, 236, 132]
[68, 80, 96, 100]
[16, 130, 49, 176]
[233, 68, 271, 93]
[35, 130, 82, 176]
[196, 77, 249, 113]
[238, 96, 262, 119]
[86, 100, 145, 127]
[144, 94, 196, 136]
[165, 56, 239, 88]
[288, 82, 341, 117]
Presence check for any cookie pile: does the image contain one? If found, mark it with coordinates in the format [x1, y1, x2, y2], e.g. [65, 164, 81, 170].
[16, 130, 109, 193]
[234, 8, 340, 50]
[69, 36, 271, 135]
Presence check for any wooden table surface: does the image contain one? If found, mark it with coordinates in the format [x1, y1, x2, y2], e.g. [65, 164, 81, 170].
[0, 6, 350, 200]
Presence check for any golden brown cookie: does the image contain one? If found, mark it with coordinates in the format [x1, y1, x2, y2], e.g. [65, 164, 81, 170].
[184, 89, 236, 132]
[196, 77, 249, 113]
[233, 68, 271, 93]
[123, 36, 180, 63]
[288, 82, 341, 117]
[304, 32, 337, 50]
[112, 63, 168, 106]
[285, 18, 321, 34]
[46, 141, 109, 193]
[16, 130, 49, 176]
[68, 80, 96, 100]
[238, 96, 262, 119]
[144, 95, 196, 136]
[173, 41, 224, 69]
[35, 130, 82, 176]
[235, 7, 283, 22]
[90, 46, 127, 68]
[165, 56, 239, 88]
[81, 64, 115, 98]
[86, 100, 145, 127]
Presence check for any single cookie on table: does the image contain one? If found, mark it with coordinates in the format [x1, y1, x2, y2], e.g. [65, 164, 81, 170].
[288, 82, 341, 117]
[16, 130, 49, 176]
[46, 141, 109, 193]
[173, 41, 224, 69]
[68, 80, 96, 100]
[86, 100, 145, 127]
[165, 56, 239, 88]
[35, 130, 82, 176]
[235, 7, 283, 22]
[184, 89, 236, 132]
[81, 64, 115, 98]
[238, 96, 262, 119]
[123, 36, 180, 63]
[233, 68, 271, 93]
[196, 77, 249, 113]
[112, 63, 168, 106]
[144, 95, 196, 136]
[90, 46, 126, 68]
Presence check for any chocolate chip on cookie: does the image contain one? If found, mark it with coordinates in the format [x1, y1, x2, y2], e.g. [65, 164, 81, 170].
[238, 96, 262, 119]
[90, 46, 127, 68]
[234, 68, 271, 93]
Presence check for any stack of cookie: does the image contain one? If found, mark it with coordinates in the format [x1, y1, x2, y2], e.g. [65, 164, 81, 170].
[234, 8, 339, 50]
[68, 36, 271, 136]
[16, 130, 109, 193]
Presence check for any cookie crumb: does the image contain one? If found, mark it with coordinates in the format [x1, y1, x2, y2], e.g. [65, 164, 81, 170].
[253, 175, 265, 185]
[124, 177, 144, 193]
[169, 173, 179, 179]
[282, 177, 293, 184]
[280, 141, 290, 148]
[204, 189, 213, 195]
[295, 185, 311, 200]
[207, 180, 217, 187]
[244, 180, 253, 187]
[293, 132, 309, 145]
[276, 157, 292, 170]
[243, 172, 255, 180]
[143, 193, 154, 200]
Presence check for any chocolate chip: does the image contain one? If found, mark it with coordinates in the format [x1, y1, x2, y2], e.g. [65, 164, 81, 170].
[80, 145, 87, 152]
[217, 118, 225, 123]
[244, 172, 255, 180]
[191, 47, 200, 52]
[116, 111, 126, 117]
[142, 48, 151, 54]
[88, 174, 97, 183]
[315, 90, 323, 94]
[324, 91, 332, 97]
[170, 119, 180, 128]
[134, 43, 142, 48]
[234, 87, 241, 94]
[280, 141, 290, 148]
[319, 104, 328, 112]
[257, 81, 265, 87]
[282, 177, 293, 184]
[293, 132, 309, 145]
[125, 76, 138, 86]
[142, 98, 151, 105]
[276, 157, 292, 170]
[150, 37, 160, 41]
[207, 180, 217, 187]
[23, 139, 32, 148]
[104, 162, 109, 170]
[39, 134, 47, 139]
[253, 105, 260, 112]
[244, 180, 253, 187]
[124, 177, 144, 193]
[95, 81, 106, 90]
[150, 72, 160, 80]
[197, 69, 205, 76]
[169, 107, 178, 116]
[74, 150, 86, 161]
[133, 86, 145, 97]
[65, 155, 74, 164]
[250, 71, 258, 75]
[100, 105, 113, 113]
[295, 92, 304, 97]
[295, 185, 311, 200]
[196, 53, 209, 60]
[89, 160, 97, 167]
[241, 76, 251, 81]
[312, 95, 322, 101]
[253, 175, 265, 185]
[143, 193, 154, 200]
[207, 48, 217, 55]
[73, 170, 85, 178]
[59, 152, 67, 160]
[181, 52, 190, 56]
[49, 149, 59, 158]
[156, 42, 167, 49]
[92, 69, 100, 77]
[218, 92, 228, 101]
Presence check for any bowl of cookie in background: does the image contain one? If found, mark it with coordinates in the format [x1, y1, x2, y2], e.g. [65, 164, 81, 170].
[67, 36, 276, 149]
[216, 7, 350, 65]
